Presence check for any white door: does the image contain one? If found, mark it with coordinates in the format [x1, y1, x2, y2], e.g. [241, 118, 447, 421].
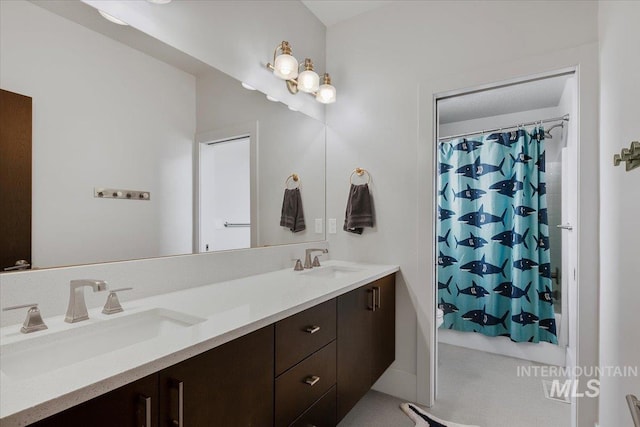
[199, 137, 250, 252]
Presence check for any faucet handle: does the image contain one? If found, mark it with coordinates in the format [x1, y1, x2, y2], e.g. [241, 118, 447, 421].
[102, 288, 133, 315]
[293, 259, 304, 271]
[312, 256, 322, 267]
[3, 303, 48, 334]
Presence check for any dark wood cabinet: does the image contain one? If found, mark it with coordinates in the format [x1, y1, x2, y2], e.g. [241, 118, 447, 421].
[336, 275, 395, 422]
[289, 386, 337, 427]
[275, 299, 336, 376]
[27, 273, 395, 427]
[158, 325, 274, 427]
[31, 374, 158, 427]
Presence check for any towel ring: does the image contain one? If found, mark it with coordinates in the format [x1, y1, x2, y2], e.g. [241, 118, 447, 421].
[285, 173, 300, 189]
[350, 168, 371, 185]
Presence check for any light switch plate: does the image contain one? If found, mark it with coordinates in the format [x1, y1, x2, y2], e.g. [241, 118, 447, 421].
[315, 218, 323, 234]
[328, 218, 337, 234]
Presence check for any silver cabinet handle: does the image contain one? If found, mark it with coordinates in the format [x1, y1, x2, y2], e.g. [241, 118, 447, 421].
[373, 286, 381, 309]
[305, 325, 320, 334]
[304, 375, 320, 386]
[170, 380, 184, 427]
[557, 224, 573, 231]
[369, 287, 377, 312]
[137, 395, 152, 427]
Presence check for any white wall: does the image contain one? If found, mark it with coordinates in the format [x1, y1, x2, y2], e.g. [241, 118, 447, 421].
[196, 68, 326, 248]
[0, 0, 195, 268]
[598, 2, 640, 426]
[325, 3, 599, 424]
[83, 0, 326, 121]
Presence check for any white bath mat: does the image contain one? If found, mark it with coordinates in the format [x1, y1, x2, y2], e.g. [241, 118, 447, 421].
[400, 403, 480, 427]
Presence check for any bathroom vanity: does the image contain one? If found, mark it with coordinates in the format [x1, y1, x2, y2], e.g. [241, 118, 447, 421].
[0, 261, 397, 426]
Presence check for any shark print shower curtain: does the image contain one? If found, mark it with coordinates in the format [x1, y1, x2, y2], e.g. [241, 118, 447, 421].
[437, 127, 557, 344]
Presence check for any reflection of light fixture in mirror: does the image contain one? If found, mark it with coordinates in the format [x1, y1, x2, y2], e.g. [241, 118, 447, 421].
[146, 0, 172, 3]
[266, 95, 279, 102]
[241, 82, 256, 91]
[98, 10, 129, 26]
[266, 40, 336, 104]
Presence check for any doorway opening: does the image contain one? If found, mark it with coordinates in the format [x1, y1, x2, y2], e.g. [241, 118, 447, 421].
[432, 70, 578, 426]
[197, 135, 251, 252]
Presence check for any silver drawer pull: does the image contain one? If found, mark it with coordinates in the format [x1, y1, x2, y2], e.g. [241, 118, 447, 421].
[138, 395, 152, 427]
[305, 325, 321, 334]
[304, 375, 320, 386]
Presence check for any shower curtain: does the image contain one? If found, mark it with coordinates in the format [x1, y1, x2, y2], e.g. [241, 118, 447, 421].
[437, 127, 557, 344]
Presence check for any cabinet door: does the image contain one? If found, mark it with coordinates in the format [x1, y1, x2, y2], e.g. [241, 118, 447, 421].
[159, 325, 274, 427]
[336, 285, 374, 421]
[31, 374, 158, 427]
[371, 274, 396, 382]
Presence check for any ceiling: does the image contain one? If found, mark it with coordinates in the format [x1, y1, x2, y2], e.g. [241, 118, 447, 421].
[301, 0, 393, 27]
[439, 75, 572, 124]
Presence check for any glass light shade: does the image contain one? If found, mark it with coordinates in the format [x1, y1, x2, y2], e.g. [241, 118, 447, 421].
[316, 84, 336, 104]
[297, 69, 320, 93]
[273, 54, 299, 80]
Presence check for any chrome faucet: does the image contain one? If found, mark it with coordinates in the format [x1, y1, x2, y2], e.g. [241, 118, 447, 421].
[65, 279, 108, 323]
[304, 248, 328, 269]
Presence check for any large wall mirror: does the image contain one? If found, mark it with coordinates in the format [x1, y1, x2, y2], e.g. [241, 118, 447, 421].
[0, 0, 326, 271]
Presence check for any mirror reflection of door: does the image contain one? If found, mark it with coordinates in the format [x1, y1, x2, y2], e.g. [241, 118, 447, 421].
[199, 136, 250, 252]
[0, 89, 32, 272]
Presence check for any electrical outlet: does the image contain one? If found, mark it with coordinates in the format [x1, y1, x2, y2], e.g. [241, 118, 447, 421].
[328, 218, 337, 234]
[315, 218, 323, 234]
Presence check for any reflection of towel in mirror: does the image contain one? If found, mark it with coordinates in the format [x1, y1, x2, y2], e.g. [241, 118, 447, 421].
[344, 183, 374, 234]
[280, 188, 306, 232]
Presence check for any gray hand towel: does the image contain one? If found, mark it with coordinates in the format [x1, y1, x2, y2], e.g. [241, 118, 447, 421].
[280, 188, 306, 233]
[344, 183, 374, 234]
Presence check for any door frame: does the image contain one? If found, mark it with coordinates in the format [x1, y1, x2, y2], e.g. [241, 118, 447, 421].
[431, 65, 576, 389]
[417, 44, 600, 427]
[193, 121, 258, 253]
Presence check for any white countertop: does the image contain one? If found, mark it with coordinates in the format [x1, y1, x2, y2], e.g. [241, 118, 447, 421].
[0, 260, 398, 426]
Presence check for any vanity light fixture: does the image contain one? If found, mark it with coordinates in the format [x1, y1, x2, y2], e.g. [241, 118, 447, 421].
[146, 0, 172, 3]
[266, 41, 336, 104]
[241, 82, 256, 91]
[98, 10, 129, 26]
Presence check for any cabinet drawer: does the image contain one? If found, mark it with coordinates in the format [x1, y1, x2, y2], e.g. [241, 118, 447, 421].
[275, 340, 337, 427]
[276, 299, 336, 375]
[290, 385, 337, 427]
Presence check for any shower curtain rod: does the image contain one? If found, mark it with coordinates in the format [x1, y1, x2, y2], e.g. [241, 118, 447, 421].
[438, 113, 570, 142]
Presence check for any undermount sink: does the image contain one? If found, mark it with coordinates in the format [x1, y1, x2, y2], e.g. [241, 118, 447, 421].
[301, 265, 363, 279]
[0, 308, 206, 380]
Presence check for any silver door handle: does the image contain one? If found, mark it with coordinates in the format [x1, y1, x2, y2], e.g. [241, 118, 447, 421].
[170, 380, 184, 427]
[4, 260, 30, 271]
[373, 286, 381, 309]
[556, 224, 573, 231]
[305, 325, 321, 334]
[369, 288, 376, 311]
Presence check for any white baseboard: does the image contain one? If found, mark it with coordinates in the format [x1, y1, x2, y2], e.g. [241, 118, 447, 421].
[371, 368, 417, 403]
